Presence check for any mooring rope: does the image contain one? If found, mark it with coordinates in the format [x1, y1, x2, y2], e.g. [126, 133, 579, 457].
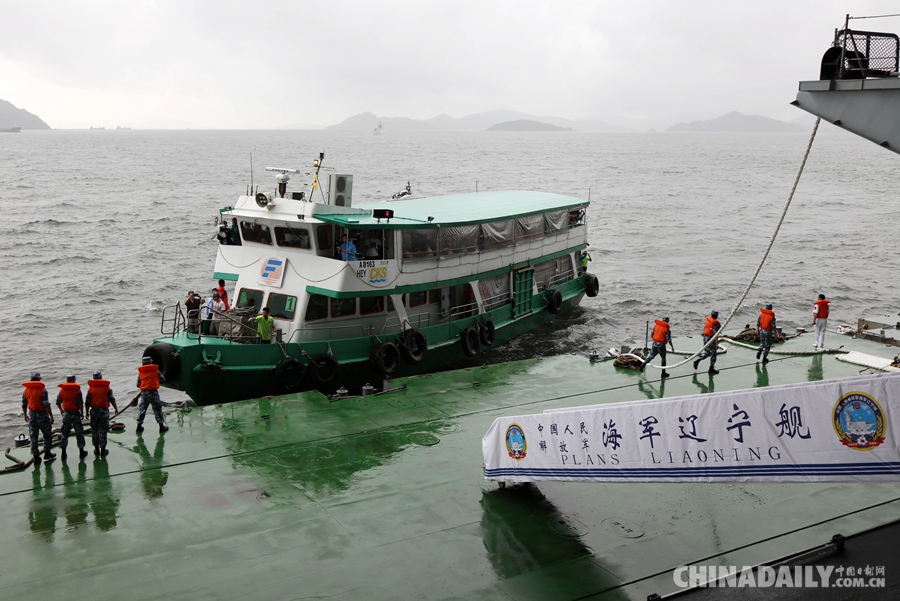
[721, 338, 846, 356]
[627, 117, 822, 370]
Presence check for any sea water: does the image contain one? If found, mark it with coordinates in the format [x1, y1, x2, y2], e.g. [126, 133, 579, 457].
[0, 128, 896, 441]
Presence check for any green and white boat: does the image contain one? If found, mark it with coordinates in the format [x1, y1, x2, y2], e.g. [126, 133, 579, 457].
[146, 163, 597, 405]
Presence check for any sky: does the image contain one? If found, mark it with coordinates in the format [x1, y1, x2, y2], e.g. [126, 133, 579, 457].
[2, 1, 899, 129]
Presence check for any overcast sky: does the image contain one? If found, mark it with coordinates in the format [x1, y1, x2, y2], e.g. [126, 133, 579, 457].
[2, 1, 898, 129]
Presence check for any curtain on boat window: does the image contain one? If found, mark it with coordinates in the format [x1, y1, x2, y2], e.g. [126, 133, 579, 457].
[544, 210, 568, 234]
[515, 214, 544, 242]
[479, 220, 514, 250]
[478, 274, 511, 310]
[402, 229, 439, 261]
[439, 225, 479, 256]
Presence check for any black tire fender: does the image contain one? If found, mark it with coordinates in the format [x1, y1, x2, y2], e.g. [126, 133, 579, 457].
[583, 274, 600, 297]
[480, 319, 496, 346]
[400, 329, 428, 365]
[142, 342, 181, 383]
[371, 342, 401, 375]
[461, 326, 481, 357]
[274, 357, 306, 392]
[546, 289, 563, 314]
[309, 353, 339, 387]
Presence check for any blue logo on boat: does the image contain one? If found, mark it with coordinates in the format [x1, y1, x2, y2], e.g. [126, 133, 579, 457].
[505, 423, 527, 460]
[262, 258, 283, 278]
[833, 391, 886, 451]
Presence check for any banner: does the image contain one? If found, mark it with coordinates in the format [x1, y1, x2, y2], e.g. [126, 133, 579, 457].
[483, 373, 900, 483]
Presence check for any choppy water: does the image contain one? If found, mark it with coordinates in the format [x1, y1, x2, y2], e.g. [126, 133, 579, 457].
[1, 128, 896, 441]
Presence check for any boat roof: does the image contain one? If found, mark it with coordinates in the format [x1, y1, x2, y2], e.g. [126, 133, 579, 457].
[314, 190, 588, 229]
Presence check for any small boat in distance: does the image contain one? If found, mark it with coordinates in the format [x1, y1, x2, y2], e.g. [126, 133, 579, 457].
[116, 126, 131, 130]
[373, 121, 384, 135]
[89, 126, 105, 130]
[0, 126, 21, 133]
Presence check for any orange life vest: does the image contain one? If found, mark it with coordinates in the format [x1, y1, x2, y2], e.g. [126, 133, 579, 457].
[87, 379, 111, 409]
[23, 381, 47, 412]
[138, 364, 161, 391]
[652, 320, 670, 344]
[814, 299, 829, 319]
[703, 316, 720, 337]
[58, 382, 82, 413]
[759, 308, 775, 331]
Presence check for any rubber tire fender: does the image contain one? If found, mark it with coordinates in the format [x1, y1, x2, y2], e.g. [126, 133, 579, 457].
[546, 289, 563, 314]
[142, 342, 181, 383]
[400, 329, 428, 366]
[461, 326, 481, 357]
[583, 274, 600, 297]
[274, 357, 306, 392]
[480, 319, 496, 346]
[309, 353, 340, 387]
[371, 341, 401, 376]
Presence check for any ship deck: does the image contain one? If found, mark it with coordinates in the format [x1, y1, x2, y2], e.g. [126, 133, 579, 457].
[3, 332, 900, 600]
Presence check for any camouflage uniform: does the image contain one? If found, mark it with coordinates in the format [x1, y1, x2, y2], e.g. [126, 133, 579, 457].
[57, 379, 86, 456]
[757, 305, 777, 363]
[86, 376, 116, 454]
[136, 359, 167, 432]
[22, 376, 54, 460]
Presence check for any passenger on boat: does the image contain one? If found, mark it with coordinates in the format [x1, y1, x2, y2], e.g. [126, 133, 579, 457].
[56, 374, 87, 461]
[579, 250, 592, 274]
[229, 218, 242, 246]
[216, 279, 230, 310]
[337, 234, 357, 261]
[364, 240, 379, 258]
[185, 290, 201, 333]
[209, 291, 226, 336]
[217, 223, 230, 245]
[136, 356, 168, 434]
[86, 371, 117, 457]
[641, 317, 674, 378]
[254, 307, 274, 344]
[693, 310, 720, 375]
[757, 303, 776, 364]
[367, 232, 383, 258]
[812, 294, 829, 350]
[22, 371, 56, 464]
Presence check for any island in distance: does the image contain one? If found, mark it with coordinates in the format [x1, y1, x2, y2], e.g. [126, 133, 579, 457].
[667, 111, 804, 133]
[0, 98, 51, 130]
[486, 119, 573, 132]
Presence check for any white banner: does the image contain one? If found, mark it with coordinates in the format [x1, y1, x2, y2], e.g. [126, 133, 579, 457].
[483, 373, 900, 483]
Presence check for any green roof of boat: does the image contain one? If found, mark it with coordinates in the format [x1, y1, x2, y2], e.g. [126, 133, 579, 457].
[315, 190, 588, 229]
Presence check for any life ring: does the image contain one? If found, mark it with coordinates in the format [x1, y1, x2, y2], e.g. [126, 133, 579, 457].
[400, 329, 428, 365]
[546, 289, 563, 314]
[461, 326, 481, 357]
[371, 342, 401, 375]
[274, 357, 306, 392]
[309, 353, 340, 387]
[480, 319, 496, 346]
[583, 274, 600, 297]
[142, 342, 181, 382]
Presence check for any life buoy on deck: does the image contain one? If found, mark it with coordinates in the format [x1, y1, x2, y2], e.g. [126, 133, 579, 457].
[400, 329, 428, 365]
[309, 353, 339, 387]
[371, 342, 401, 375]
[274, 357, 305, 392]
[583, 274, 600, 297]
[461, 326, 481, 357]
[480, 319, 496, 346]
[546, 289, 563, 314]
[142, 342, 181, 382]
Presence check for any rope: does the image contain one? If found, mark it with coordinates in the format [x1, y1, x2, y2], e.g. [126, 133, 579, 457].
[721, 338, 847, 356]
[637, 117, 821, 371]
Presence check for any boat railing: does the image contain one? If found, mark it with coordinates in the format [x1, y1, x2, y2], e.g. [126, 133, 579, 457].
[448, 302, 478, 319]
[831, 28, 900, 79]
[547, 268, 575, 289]
[290, 323, 371, 342]
[482, 292, 510, 312]
[161, 303, 187, 336]
[381, 311, 432, 333]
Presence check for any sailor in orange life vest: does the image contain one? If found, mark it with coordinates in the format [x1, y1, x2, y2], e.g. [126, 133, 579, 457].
[757, 303, 776, 364]
[136, 357, 169, 434]
[641, 317, 675, 378]
[86, 370, 117, 457]
[21, 371, 56, 464]
[812, 294, 829, 350]
[693, 310, 721, 375]
[56, 374, 88, 461]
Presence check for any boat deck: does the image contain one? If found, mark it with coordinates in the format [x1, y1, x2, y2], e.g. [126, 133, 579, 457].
[3, 333, 899, 600]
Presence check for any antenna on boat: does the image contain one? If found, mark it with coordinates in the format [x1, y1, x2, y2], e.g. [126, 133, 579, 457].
[310, 152, 326, 202]
[250, 152, 254, 198]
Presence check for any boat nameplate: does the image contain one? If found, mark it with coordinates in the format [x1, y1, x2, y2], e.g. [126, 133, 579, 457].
[354, 260, 391, 287]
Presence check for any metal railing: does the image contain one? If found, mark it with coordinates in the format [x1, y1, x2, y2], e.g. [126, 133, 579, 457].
[832, 28, 900, 79]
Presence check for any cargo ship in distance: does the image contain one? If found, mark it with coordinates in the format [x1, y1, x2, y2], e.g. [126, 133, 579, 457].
[145, 158, 597, 405]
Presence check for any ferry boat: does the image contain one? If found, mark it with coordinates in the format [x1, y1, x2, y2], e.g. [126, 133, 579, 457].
[373, 121, 385, 135]
[0, 126, 21, 133]
[145, 159, 597, 405]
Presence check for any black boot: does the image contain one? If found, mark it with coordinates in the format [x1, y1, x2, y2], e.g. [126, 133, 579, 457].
[79, 448, 88, 459]
[709, 367, 719, 375]
[159, 424, 169, 434]
[100, 447, 109, 457]
[756, 350, 761, 360]
[61, 448, 67, 461]
[693, 359, 699, 370]
[762, 356, 769, 365]
[136, 424, 144, 434]
[33, 454, 41, 466]
[661, 371, 670, 378]
[43, 451, 56, 462]
[94, 446, 100, 456]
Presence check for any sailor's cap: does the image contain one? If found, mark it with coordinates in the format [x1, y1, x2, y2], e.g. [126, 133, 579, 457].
[142, 356, 153, 364]
[765, 303, 773, 309]
[66, 375, 76, 382]
[93, 371, 103, 378]
[30, 372, 41, 380]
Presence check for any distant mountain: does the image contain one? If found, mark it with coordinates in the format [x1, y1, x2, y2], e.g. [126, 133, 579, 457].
[487, 119, 573, 132]
[0, 99, 50, 129]
[326, 110, 631, 132]
[667, 112, 804, 133]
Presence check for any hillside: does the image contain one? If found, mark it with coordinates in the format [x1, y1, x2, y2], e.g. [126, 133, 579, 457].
[325, 110, 629, 132]
[487, 120, 573, 132]
[0, 99, 51, 129]
[667, 111, 803, 133]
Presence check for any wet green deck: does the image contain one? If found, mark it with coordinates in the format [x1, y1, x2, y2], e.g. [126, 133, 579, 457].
[2, 334, 899, 600]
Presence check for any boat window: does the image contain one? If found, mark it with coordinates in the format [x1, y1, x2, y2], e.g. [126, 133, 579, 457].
[305, 294, 328, 321]
[331, 297, 356, 318]
[568, 209, 586, 227]
[408, 291, 427, 308]
[479, 220, 515, 250]
[267, 293, 297, 320]
[438, 225, 479, 256]
[429, 289, 441, 304]
[236, 288, 264, 310]
[359, 229, 393, 260]
[316, 225, 333, 253]
[544, 210, 568, 234]
[275, 226, 311, 249]
[240, 221, 273, 245]
[387, 295, 405, 312]
[401, 229, 438, 261]
[360, 296, 384, 315]
[515, 214, 544, 242]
